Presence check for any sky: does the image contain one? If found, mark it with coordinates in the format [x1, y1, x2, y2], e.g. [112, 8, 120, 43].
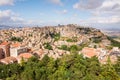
[0, 0, 120, 29]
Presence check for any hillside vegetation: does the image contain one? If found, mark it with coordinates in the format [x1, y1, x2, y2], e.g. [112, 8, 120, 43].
[0, 54, 120, 80]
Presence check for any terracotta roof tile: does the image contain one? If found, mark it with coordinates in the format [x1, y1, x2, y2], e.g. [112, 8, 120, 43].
[0, 41, 10, 45]
[18, 53, 33, 59]
[82, 47, 97, 58]
[11, 43, 21, 48]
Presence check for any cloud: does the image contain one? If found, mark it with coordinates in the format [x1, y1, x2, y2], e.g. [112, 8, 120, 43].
[61, 9, 68, 14]
[73, 0, 120, 25]
[48, 0, 62, 5]
[0, 0, 14, 6]
[0, 9, 44, 26]
[96, 0, 120, 15]
[73, 0, 103, 10]
[85, 16, 120, 24]
[56, 9, 68, 14]
[0, 10, 25, 25]
[92, 0, 120, 24]
[73, 0, 120, 15]
[100, 0, 120, 11]
[0, 0, 26, 6]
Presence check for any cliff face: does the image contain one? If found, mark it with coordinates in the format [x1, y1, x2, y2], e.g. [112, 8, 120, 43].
[0, 24, 110, 50]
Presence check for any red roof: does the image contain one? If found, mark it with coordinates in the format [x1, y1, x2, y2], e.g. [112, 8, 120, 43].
[18, 53, 33, 59]
[11, 43, 21, 48]
[82, 47, 97, 58]
[0, 41, 10, 45]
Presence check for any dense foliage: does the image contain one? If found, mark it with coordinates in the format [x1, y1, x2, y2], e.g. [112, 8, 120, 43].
[51, 33, 60, 41]
[10, 36, 23, 42]
[58, 44, 88, 52]
[66, 37, 77, 42]
[107, 37, 120, 48]
[58, 45, 68, 50]
[0, 54, 120, 80]
[91, 36, 102, 43]
[44, 43, 53, 50]
[58, 45, 79, 53]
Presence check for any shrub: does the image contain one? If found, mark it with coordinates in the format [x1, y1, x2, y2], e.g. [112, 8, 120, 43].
[107, 37, 120, 48]
[44, 43, 53, 50]
[58, 45, 68, 50]
[66, 39, 73, 42]
[51, 33, 60, 41]
[91, 36, 102, 43]
[66, 37, 77, 42]
[10, 36, 23, 42]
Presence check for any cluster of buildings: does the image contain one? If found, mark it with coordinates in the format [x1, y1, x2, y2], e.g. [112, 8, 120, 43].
[81, 47, 120, 64]
[0, 25, 120, 65]
[0, 41, 33, 64]
[0, 40, 120, 65]
[0, 40, 71, 64]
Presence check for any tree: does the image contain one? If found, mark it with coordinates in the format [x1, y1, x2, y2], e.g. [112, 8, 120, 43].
[58, 45, 68, 50]
[51, 33, 60, 41]
[69, 45, 78, 53]
[10, 36, 23, 42]
[114, 57, 120, 76]
[44, 43, 53, 50]
[1, 52, 120, 80]
[100, 57, 120, 80]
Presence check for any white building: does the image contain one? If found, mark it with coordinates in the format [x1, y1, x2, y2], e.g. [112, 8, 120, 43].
[10, 43, 27, 57]
[10, 47, 27, 57]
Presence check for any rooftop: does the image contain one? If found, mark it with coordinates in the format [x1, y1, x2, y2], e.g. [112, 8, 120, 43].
[82, 47, 97, 58]
[0, 56, 17, 64]
[0, 41, 10, 46]
[18, 53, 33, 59]
[11, 42, 21, 48]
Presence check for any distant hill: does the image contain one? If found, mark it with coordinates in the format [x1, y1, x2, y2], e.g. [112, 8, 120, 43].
[0, 25, 23, 29]
[0, 24, 116, 48]
[0, 25, 13, 29]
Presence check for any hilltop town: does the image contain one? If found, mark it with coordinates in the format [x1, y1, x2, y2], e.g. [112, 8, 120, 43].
[0, 24, 120, 64]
